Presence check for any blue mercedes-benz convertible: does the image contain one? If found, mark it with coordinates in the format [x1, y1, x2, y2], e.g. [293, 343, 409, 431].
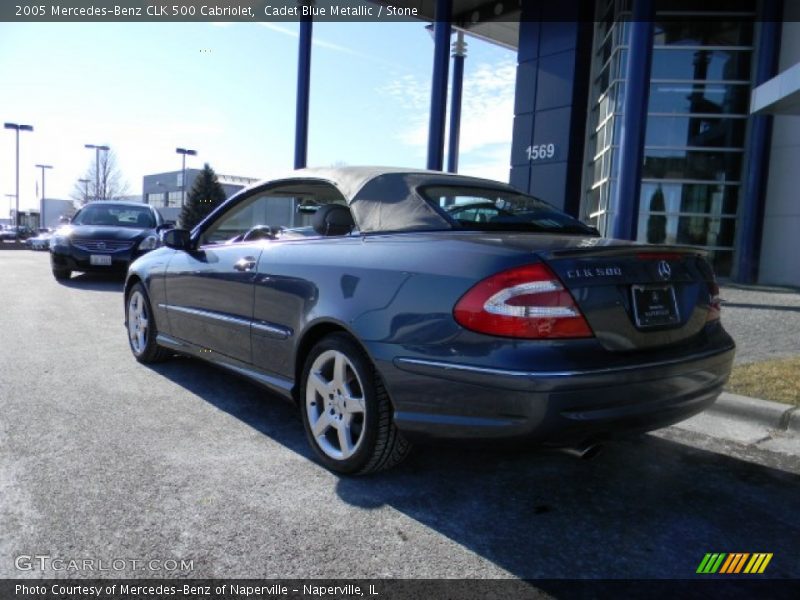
[124, 167, 735, 474]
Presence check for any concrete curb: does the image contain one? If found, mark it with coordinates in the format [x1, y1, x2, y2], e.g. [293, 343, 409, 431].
[710, 392, 799, 434]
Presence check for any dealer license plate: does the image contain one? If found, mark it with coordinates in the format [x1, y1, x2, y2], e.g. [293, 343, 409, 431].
[90, 254, 112, 266]
[631, 284, 680, 328]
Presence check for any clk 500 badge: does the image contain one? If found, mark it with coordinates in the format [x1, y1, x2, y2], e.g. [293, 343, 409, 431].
[566, 267, 623, 279]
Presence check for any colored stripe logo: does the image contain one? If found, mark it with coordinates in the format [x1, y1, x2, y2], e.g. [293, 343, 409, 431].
[697, 553, 773, 574]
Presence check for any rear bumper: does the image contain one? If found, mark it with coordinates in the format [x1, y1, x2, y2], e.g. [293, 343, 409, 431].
[375, 344, 735, 444]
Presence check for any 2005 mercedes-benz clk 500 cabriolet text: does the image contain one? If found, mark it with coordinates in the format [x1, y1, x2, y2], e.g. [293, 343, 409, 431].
[124, 167, 735, 474]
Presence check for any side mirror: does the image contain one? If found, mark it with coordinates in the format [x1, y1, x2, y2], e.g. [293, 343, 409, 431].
[162, 228, 193, 250]
[156, 223, 175, 233]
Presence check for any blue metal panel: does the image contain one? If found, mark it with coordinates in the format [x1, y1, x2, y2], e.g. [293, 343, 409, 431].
[514, 60, 537, 117]
[294, 16, 312, 170]
[426, 0, 451, 171]
[535, 50, 576, 112]
[610, 0, 654, 240]
[511, 113, 535, 167]
[539, 21, 578, 57]
[530, 162, 569, 208]
[509, 3, 593, 209]
[517, 18, 540, 64]
[736, 1, 782, 283]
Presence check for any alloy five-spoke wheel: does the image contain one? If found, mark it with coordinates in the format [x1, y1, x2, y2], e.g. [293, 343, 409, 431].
[305, 349, 367, 461]
[128, 290, 149, 356]
[125, 282, 169, 363]
[300, 334, 410, 474]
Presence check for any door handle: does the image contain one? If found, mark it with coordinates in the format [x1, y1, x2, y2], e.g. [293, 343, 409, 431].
[234, 256, 257, 272]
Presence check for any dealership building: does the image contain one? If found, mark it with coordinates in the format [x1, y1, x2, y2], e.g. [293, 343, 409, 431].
[394, 0, 799, 286]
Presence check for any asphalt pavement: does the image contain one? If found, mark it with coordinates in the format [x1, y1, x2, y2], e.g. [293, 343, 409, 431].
[1, 251, 798, 582]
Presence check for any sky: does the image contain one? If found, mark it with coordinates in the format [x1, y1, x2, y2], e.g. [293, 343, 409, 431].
[0, 19, 516, 217]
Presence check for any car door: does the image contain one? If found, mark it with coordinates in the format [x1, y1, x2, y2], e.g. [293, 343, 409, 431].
[249, 181, 351, 378]
[163, 187, 289, 364]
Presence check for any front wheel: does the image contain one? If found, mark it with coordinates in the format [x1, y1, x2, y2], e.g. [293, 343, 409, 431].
[300, 334, 410, 475]
[126, 282, 170, 363]
[52, 268, 71, 281]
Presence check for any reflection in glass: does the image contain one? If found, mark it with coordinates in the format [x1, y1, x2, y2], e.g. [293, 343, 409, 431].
[642, 149, 742, 182]
[648, 83, 749, 115]
[651, 49, 752, 81]
[645, 115, 746, 148]
[645, 185, 667, 243]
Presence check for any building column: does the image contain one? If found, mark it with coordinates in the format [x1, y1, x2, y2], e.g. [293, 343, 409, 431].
[294, 15, 313, 170]
[735, 1, 782, 283]
[610, 0, 654, 240]
[508, 3, 593, 215]
[426, 0, 451, 171]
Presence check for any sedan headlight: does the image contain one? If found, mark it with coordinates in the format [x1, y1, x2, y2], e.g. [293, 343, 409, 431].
[51, 235, 70, 248]
[138, 235, 159, 251]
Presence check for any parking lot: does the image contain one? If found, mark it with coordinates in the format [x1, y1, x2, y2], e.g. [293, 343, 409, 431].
[1, 251, 799, 581]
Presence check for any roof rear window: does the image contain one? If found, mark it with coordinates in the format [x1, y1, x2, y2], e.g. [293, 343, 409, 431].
[419, 185, 598, 235]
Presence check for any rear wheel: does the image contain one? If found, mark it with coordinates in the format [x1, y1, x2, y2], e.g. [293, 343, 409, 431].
[300, 333, 410, 475]
[52, 268, 71, 281]
[126, 282, 170, 363]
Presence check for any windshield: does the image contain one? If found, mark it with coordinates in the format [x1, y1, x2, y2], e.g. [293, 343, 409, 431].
[72, 204, 156, 229]
[420, 186, 599, 235]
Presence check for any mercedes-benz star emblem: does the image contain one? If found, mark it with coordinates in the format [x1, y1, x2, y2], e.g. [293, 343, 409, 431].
[657, 260, 672, 280]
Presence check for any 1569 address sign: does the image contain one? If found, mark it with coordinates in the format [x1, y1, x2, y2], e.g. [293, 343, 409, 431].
[526, 143, 556, 161]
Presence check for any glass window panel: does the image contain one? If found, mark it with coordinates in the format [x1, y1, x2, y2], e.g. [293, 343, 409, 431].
[644, 115, 746, 148]
[679, 184, 739, 215]
[651, 48, 752, 81]
[676, 216, 737, 247]
[640, 182, 738, 216]
[642, 149, 742, 181]
[648, 82, 749, 114]
[652, 20, 754, 47]
[710, 250, 733, 277]
[638, 211, 670, 243]
[654, 0, 755, 13]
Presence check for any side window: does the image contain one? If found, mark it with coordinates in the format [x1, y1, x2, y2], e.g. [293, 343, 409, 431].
[199, 182, 348, 246]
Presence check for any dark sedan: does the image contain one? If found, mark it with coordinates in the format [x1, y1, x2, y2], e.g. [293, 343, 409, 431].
[50, 201, 165, 280]
[124, 167, 735, 474]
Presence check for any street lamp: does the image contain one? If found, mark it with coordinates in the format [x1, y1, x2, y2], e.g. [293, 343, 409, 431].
[78, 179, 91, 204]
[35, 164, 53, 229]
[84, 143, 110, 201]
[175, 147, 197, 208]
[4, 122, 34, 237]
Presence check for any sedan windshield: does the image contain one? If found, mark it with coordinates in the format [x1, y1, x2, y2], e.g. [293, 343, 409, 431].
[420, 186, 598, 235]
[72, 205, 155, 228]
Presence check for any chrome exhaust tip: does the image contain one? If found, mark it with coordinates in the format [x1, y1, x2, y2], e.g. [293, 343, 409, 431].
[559, 442, 603, 460]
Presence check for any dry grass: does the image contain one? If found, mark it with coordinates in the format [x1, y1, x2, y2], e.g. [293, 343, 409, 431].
[726, 356, 800, 406]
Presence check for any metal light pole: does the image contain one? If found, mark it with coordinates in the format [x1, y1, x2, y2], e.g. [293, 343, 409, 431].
[175, 147, 197, 207]
[35, 164, 52, 229]
[4, 122, 34, 237]
[78, 179, 91, 204]
[84, 144, 110, 201]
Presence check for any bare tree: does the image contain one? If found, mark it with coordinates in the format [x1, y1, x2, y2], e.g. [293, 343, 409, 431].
[70, 149, 130, 205]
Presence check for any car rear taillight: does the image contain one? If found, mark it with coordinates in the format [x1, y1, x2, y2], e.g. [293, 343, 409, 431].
[707, 280, 721, 322]
[454, 263, 593, 339]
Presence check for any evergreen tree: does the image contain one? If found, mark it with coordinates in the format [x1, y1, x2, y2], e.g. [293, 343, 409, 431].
[179, 163, 227, 230]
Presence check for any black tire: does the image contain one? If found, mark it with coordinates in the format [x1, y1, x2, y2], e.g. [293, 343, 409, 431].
[125, 282, 171, 363]
[52, 268, 71, 281]
[299, 333, 411, 475]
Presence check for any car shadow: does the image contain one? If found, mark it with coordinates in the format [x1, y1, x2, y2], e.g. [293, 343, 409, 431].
[145, 355, 800, 581]
[58, 272, 126, 292]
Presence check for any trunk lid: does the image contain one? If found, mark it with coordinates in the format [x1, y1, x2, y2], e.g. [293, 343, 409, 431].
[537, 242, 716, 351]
